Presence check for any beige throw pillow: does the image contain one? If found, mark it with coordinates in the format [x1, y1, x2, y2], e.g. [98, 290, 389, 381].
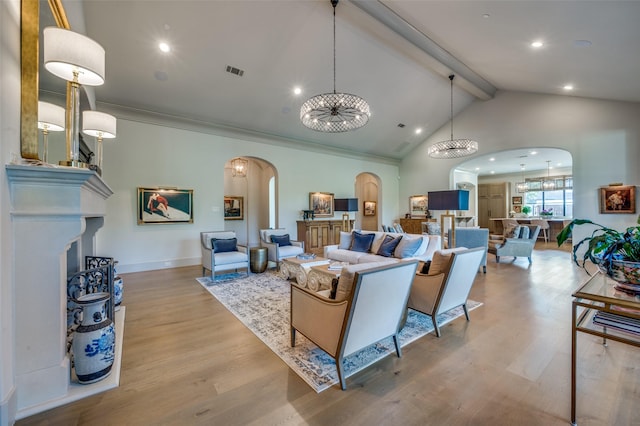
[427, 247, 468, 276]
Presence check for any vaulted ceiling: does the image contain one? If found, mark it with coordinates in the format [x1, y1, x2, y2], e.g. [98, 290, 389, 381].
[39, 1, 640, 167]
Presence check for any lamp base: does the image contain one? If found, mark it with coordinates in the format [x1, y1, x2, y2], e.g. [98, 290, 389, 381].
[59, 160, 91, 169]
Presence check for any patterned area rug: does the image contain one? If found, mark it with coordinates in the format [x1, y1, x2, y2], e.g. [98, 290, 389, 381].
[196, 272, 482, 392]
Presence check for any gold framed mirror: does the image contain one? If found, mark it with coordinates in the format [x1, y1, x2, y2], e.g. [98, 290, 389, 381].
[20, 0, 69, 160]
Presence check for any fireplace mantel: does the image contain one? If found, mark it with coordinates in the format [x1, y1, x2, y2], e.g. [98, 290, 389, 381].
[6, 164, 119, 418]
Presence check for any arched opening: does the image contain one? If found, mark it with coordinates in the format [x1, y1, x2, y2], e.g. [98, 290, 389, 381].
[455, 147, 573, 238]
[355, 172, 382, 231]
[224, 156, 278, 247]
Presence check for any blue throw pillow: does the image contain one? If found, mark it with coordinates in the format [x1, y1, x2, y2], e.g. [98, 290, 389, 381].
[350, 231, 375, 253]
[212, 237, 237, 253]
[270, 234, 291, 246]
[377, 235, 403, 257]
[394, 236, 423, 258]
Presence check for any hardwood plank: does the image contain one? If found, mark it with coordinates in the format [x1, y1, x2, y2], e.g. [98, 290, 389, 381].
[16, 245, 640, 425]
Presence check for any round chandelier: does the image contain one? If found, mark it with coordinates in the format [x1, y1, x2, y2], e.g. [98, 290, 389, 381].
[428, 74, 478, 159]
[300, 0, 370, 133]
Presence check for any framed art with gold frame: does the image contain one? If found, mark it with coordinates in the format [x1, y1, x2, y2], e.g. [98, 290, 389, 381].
[409, 194, 428, 218]
[309, 192, 334, 217]
[224, 196, 244, 220]
[599, 185, 636, 214]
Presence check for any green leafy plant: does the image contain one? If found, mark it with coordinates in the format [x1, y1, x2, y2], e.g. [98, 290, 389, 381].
[556, 216, 640, 276]
[521, 206, 531, 215]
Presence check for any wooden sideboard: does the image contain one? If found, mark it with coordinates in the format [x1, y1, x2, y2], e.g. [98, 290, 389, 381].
[399, 218, 436, 234]
[297, 220, 355, 256]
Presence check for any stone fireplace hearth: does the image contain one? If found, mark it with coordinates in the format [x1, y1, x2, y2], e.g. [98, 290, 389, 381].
[6, 164, 124, 419]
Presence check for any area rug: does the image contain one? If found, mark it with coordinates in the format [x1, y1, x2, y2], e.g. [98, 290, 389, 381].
[195, 273, 482, 392]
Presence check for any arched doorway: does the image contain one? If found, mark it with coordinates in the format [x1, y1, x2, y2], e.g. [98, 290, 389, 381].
[355, 172, 381, 231]
[224, 156, 277, 247]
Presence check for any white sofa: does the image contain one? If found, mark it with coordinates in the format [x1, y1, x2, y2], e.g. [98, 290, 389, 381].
[324, 231, 441, 264]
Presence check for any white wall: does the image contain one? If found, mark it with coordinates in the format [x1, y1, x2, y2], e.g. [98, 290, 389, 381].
[0, 0, 20, 423]
[402, 91, 640, 245]
[96, 117, 401, 273]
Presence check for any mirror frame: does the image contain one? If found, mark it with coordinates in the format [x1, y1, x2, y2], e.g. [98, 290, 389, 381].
[20, 0, 69, 160]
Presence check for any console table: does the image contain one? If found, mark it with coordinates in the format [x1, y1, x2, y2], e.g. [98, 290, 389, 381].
[571, 272, 640, 425]
[296, 219, 354, 256]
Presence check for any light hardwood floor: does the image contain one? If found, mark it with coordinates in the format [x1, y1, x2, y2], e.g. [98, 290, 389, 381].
[17, 242, 640, 425]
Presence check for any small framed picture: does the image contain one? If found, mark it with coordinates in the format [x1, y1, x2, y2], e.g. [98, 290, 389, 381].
[599, 185, 636, 214]
[364, 201, 376, 216]
[513, 205, 522, 213]
[512, 196, 523, 205]
[309, 192, 334, 217]
[137, 187, 194, 224]
[409, 195, 428, 218]
[224, 196, 244, 220]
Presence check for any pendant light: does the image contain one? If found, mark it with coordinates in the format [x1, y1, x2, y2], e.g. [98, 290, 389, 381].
[516, 164, 528, 193]
[428, 74, 478, 159]
[543, 160, 555, 190]
[300, 0, 371, 132]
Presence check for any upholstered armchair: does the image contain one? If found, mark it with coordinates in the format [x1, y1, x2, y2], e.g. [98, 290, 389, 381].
[259, 228, 304, 268]
[290, 260, 419, 390]
[488, 224, 541, 264]
[408, 247, 484, 337]
[448, 228, 489, 273]
[200, 231, 249, 279]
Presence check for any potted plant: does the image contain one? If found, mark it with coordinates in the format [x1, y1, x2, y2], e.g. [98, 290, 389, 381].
[521, 206, 531, 216]
[540, 207, 553, 217]
[557, 216, 640, 288]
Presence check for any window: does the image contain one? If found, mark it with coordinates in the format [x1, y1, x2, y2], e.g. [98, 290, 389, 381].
[523, 176, 573, 217]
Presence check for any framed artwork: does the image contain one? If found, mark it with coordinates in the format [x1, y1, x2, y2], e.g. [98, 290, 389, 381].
[409, 194, 428, 218]
[137, 187, 193, 224]
[364, 201, 376, 216]
[513, 205, 522, 213]
[512, 196, 523, 205]
[599, 185, 636, 214]
[309, 192, 334, 217]
[224, 196, 244, 220]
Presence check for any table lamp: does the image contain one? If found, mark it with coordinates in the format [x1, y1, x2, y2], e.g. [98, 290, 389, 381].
[82, 110, 116, 173]
[44, 27, 105, 168]
[428, 190, 469, 248]
[37, 101, 65, 163]
[334, 198, 358, 232]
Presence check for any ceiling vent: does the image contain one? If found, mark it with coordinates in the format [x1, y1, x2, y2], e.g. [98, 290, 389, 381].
[226, 65, 244, 77]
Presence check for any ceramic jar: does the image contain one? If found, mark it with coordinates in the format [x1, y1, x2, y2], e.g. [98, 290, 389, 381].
[72, 292, 115, 384]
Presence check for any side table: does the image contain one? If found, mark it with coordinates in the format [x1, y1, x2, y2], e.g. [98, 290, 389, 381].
[249, 247, 268, 273]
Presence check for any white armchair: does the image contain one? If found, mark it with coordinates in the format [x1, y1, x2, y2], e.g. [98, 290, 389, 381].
[200, 231, 249, 279]
[290, 260, 419, 390]
[408, 247, 484, 337]
[259, 228, 304, 268]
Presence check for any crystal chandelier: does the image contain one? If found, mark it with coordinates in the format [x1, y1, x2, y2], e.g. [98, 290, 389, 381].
[300, 0, 370, 133]
[516, 163, 528, 193]
[428, 75, 478, 159]
[231, 158, 248, 177]
[543, 160, 555, 190]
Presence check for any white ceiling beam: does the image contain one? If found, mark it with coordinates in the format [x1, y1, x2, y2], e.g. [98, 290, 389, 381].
[351, 0, 497, 101]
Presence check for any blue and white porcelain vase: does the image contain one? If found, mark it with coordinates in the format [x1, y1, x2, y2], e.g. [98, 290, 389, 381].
[72, 292, 115, 384]
[113, 276, 124, 307]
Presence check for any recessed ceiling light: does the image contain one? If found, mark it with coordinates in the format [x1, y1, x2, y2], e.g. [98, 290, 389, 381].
[490, 171, 495, 174]
[415, 128, 422, 135]
[475, 167, 480, 171]
[530, 151, 537, 155]
[293, 87, 302, 95]
[574, 39, 592, 47]
[563, 84, 574, 91]
[557, 162, 562, 166]
[531, 41, 544, 48]
[482, 13, 490, 18]
[159, 42, 171, 53]
[489, 157, 495, 162]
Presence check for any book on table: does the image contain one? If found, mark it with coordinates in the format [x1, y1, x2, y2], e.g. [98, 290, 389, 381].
[592, 311, 640, 336]
[328, 261, 348, 271]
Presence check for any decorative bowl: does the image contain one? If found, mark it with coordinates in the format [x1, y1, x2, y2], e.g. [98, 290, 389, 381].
[598, 259, 640, 293]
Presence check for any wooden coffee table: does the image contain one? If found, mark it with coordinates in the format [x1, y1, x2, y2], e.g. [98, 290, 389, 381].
[280, 256, 330, 288]
[307, 264, 344, 291]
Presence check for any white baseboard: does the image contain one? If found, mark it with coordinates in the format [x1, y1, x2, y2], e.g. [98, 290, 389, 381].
[0, 386, 17, 426]
[116, 257, 200, 273]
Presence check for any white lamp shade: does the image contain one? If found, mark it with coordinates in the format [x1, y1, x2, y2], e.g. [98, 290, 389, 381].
[37, 101, 65, 131]
[43, 27, 105, 86]
[82, 111, 117, 138]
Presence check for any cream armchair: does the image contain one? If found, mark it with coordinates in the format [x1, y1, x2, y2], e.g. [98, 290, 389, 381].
[200, 231, 249, 279]
[259, 228, 304, 268]
[408, 247, 484, 337]
[290, 260, 419, 390]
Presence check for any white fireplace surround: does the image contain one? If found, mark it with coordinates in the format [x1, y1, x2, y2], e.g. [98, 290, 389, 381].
[6, 164, 124, 419]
